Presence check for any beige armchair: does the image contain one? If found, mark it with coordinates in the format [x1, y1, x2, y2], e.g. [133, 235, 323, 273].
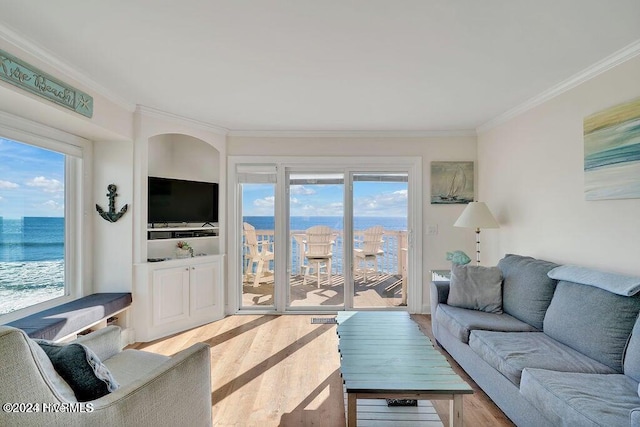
[0, 325, 212, 427]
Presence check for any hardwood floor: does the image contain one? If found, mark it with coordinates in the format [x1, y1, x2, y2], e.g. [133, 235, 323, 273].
[129, 314, 515, 426]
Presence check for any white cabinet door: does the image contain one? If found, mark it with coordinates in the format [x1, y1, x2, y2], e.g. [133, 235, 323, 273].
[152, 266, 190, 325]
[189, 261, 219, 318]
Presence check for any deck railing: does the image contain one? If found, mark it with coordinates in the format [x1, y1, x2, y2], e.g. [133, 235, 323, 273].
[243, 229, 407, 276]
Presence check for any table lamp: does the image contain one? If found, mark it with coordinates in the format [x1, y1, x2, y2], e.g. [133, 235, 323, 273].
[454, 201, 499, 264]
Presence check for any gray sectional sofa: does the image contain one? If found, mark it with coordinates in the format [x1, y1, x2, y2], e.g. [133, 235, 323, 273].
[430, 254, 640, 427]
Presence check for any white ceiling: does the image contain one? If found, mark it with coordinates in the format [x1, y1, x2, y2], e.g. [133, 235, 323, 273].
[1, 1, 640, 133]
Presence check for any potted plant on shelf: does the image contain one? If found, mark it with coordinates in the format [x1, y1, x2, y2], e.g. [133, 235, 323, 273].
[176, 241, 194, 258]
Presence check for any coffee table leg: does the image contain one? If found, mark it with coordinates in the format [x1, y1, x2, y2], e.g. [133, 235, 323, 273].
[450, 395, 463, 427]
[347, 393, 357, 426]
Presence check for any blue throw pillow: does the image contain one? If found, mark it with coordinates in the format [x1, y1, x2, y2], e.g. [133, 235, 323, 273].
[35, 340, 119, 402]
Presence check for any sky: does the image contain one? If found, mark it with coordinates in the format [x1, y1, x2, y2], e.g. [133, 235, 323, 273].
[243, 180, 408, 217]
[0, 138, 65, 219]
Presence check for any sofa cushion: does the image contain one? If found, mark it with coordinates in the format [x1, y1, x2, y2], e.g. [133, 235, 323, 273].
[520, 368, 640, 427]
[435, 304, 537, 344]
[36, 340, 119, 401]
[624, 315, 640, 382]
[103, 349, 170, 388]
[468, 330, 616, 386]
[544, 280, 640, 372]
[447, 264, 503, 314]
[497, 254, 559, 329]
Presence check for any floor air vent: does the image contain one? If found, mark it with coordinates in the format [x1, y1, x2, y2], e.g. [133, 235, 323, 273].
[311, 317, 337, 324]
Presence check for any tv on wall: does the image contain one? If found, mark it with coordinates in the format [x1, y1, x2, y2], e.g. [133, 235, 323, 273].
[148, 176, 218, 225]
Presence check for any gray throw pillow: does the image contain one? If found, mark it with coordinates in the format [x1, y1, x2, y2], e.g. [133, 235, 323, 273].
[36, 340, 119, 402]
[447, 264, 503, 314]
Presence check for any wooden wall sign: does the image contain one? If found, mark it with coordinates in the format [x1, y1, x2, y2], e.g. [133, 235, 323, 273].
[0, 49, 93, 118]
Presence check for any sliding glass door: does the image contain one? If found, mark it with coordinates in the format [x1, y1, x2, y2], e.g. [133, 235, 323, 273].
[238, 166, 276, 309]
[352, 173, 408, 308]
[232, 158, 421, 314]
[287, 172, 345, 309]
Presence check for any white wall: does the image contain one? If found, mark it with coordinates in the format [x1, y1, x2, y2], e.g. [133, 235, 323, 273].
[148, 133, 220, 182]
[92, 140, 134, 293]
[478, 56, 640, 276]
[228, 135, 478, 311]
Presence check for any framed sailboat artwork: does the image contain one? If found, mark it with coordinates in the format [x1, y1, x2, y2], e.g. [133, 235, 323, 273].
[430, 161, 474, 204]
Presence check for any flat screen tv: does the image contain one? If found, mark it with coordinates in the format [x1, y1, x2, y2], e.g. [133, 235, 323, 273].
[148, 176, 218, 225]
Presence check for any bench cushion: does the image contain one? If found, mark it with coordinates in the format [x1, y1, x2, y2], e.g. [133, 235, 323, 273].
[468, 331, 616, 386]
[7, 293, 132, 341]
[435, 304, 537, 344]
[521, 368, 640, 427]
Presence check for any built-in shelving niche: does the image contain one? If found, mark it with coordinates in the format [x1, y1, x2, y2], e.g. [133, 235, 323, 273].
[146, 133, 221, 261]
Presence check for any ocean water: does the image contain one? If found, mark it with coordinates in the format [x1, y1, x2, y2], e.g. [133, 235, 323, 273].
[243, 216, 407, 274]
[0, 217, 65, 315]
[244, 215, 407, 232]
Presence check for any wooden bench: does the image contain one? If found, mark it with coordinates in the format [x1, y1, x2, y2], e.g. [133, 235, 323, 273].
[336, 311, 473, 427]
[6, 293, 132, 342]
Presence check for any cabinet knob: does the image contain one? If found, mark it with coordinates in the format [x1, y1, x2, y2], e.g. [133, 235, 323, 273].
[185, 268, 189, 271]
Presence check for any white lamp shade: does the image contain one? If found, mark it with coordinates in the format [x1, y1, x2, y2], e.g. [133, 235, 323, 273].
[454, 202, 499, 229]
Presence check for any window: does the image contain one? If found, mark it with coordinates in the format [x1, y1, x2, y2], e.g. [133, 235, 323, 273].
[0, 130, 84, 317]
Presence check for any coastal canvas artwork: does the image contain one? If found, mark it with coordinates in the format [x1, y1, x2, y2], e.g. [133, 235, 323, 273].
[584, 97, 640, 201]
[431, 161, 474, 204]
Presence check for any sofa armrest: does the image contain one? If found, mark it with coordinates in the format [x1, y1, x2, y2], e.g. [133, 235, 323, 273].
[430, 281, 450, 334]
[631, 407, 640, 427]
[0, 342, 212, 427]
[72, 325, 122, 361]
[430, 280, 450, 309]
[92, 342, 212, 426]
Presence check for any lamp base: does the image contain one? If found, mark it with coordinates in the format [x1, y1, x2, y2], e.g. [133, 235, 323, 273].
[475, 228, 481, 265]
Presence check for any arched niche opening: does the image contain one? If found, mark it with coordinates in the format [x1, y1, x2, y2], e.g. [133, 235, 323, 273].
[148, 133, 220, 184]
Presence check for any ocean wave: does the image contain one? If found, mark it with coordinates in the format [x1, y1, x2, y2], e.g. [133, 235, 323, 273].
[0, 260, 65, 315]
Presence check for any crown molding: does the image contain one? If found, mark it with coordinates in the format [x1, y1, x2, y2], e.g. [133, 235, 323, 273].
[227, 129, 476, 138]
[477, 38, 640, 134]
[0, 21, 136, 113]
[136, 105, 229, 136]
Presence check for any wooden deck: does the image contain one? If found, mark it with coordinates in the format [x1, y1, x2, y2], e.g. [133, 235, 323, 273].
[242, 273, 405, 308]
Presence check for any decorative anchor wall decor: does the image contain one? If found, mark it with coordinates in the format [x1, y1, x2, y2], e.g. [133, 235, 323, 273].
[96, 184, 128, 223]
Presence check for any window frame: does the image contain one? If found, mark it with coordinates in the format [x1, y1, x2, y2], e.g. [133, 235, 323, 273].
[0, 111, 92, 323]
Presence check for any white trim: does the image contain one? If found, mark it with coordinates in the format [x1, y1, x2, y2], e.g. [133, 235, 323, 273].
[0, 110, 89, 155]
[0, 22, 135, 112]
[228, 129, 476, 138]
[477, 38, 640, 134]
[136, 105, 229, 136]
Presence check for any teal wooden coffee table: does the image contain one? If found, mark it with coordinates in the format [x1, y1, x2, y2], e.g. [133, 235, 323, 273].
[336, 311, 473, 427]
